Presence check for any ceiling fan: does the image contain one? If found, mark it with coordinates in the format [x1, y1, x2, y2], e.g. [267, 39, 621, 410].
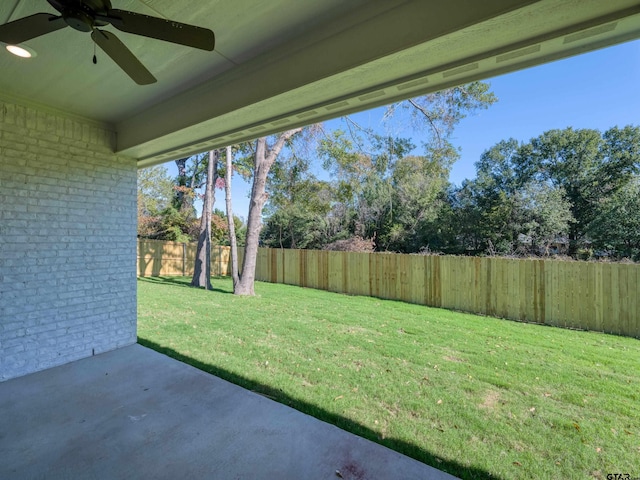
[0, 0, 215, 85]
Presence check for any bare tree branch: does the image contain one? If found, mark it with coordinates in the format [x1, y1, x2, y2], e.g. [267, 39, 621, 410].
[406, 98, 443, 146]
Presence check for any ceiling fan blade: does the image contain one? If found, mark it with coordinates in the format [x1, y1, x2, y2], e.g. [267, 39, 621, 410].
[91, 30, 156, 85]
[102, 9, 214, 51]
[0, 13, 66, 44]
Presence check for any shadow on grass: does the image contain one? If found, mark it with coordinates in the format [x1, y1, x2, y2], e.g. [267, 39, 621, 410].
[137, 276, 233, 295]
[138, 337, 496, 480]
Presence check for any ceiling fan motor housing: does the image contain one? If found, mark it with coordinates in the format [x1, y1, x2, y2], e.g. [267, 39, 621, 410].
[51, 0, 111, 32]
[63, 9, 94, 32]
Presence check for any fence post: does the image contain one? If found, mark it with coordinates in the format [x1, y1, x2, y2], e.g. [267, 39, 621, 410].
[182, 242, 186, 277]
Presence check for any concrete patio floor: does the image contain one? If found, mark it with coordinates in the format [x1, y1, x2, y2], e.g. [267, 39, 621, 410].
[0, 344, 457, 479]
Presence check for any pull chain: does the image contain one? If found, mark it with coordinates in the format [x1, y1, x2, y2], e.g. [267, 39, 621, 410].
[93, 39, 97, 64]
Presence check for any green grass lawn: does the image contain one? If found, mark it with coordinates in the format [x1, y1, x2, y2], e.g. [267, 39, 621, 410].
[137, 276, 640, 480]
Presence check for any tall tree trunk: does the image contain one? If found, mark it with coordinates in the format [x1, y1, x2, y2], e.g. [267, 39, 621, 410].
[225, 146, 240, 289]
[174, 157, 191, 212]
[191, 150, 218, 289]
[235, 128, 302, 295]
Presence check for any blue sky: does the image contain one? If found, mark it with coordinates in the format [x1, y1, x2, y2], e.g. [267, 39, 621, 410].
[162, 39, 640, 219]
[447, 39, 640, 185]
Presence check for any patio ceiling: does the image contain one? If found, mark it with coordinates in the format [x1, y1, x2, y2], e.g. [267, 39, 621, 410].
[1, 0, 639, 167]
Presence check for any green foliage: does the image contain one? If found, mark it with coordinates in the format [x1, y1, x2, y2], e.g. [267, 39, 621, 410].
[261, 82, 499, 253]
[138, 152, 230, 243]
[474, 139, 521, 194]
[172, 153, 211, 216]
[383, 155, 449, 251]
[312, 113, 461, 251]
[211, 209, 246, 247]
[440, 126, 640, 258]
[448, 142, 574, 255]
[589, 177, 640, 260]
[158, 205, 198, 242]
[137, 165, 176, 239]
[137, 165, 175, 216]
[515, 181, 574, 252]
[262, 141, 334, 249]
[514, 126, 640, 253]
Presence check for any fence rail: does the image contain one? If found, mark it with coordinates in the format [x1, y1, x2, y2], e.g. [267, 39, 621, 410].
[137, 240, 639, 338]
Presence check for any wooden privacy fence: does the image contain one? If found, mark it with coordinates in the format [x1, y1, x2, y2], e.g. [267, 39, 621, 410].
[137, 240, 240, 277]
[137, 241, 639, 338]
[255, 249, 639, 338]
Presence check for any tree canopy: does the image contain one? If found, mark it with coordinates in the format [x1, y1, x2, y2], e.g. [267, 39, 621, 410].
[137, 82, 640, 262]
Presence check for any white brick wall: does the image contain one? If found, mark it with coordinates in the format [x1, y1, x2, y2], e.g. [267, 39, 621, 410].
[0, 100, 137, 381]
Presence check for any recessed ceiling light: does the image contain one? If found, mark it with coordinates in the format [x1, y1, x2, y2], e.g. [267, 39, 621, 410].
[6, 44, 36, 58]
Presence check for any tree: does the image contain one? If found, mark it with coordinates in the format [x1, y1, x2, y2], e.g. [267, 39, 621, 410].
[235, 128, 304, 295]
[210, 209, 246, 247]
[589, 176, 640, 260]
[385, 81, 497, 170]
[317, 128, 371, 241]
[157, 153, 210, 243]
[446, 179, 516, 254]
[513, 181, 574, 255]
[450, 141, 523, 254]
[261, 191, 333, 249]
[514, 126, 640, 254]
[137, 165, 174, 239]
[174, 155, 208, 214]
[383, 154, 449, 251]
[191, 150, 219, 289]
[417, 186, 465, 254]
[224, 145, 240, 289]
[456, 140, 573, 255]
[308, 82, 497, 253]
[387, 82, 497, 145]
[262, 142, 334, 249]
[444, 126, 640, 257]
[462, 139, 573, 255]
[474, 138, 521, 194]
[137, 154, 208, 243]
[316, 126, 419, 250]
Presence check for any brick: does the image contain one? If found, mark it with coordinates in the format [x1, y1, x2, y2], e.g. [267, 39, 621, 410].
[0, 99, 136, 382]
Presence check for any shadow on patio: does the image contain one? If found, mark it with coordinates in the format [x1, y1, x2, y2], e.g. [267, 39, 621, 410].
[140, 338, 502, 479]
[140, 339, 501, 480]
[0, 343, 478, 479]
